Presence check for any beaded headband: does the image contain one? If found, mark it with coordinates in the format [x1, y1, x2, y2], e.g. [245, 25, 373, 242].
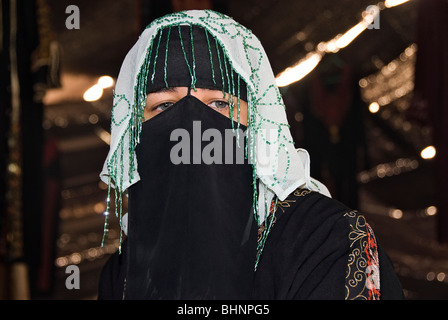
[145, 24, 248, 103]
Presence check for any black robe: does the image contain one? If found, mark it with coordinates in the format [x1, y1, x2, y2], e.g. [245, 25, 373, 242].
[251, 188, 403, 300]
[98, 188, 404, 300]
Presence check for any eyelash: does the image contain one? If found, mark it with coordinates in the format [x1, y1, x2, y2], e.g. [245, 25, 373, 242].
[155, 102, 174, 111]
[153, 100, 229, 111]
[208, 100, 229, 109]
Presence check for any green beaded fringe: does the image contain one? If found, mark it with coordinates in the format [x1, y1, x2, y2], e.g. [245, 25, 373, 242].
[101, 19, 279, 269]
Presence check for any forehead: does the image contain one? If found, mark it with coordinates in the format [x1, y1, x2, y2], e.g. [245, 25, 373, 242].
[147, 87, 225, 97]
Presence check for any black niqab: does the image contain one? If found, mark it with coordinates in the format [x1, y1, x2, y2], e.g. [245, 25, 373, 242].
[126, 95, 257, 299]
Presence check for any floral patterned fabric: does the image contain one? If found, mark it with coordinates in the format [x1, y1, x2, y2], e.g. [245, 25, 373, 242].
[343, 211, 381, 300]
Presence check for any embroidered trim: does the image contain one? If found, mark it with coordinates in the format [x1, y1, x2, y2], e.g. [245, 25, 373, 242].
[365, 223, 381, 299]
[344, 211, 381, 300]
[254, 190, 381, 299]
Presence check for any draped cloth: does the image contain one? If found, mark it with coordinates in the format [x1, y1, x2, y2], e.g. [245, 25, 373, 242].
[99, 187, 405, 300]
[252, 189, 403, 300]
[124, 96, 258, 299]
[99, 10, 323, 227]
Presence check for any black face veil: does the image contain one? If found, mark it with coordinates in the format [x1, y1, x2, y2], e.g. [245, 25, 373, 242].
[124, 25, 257, 300]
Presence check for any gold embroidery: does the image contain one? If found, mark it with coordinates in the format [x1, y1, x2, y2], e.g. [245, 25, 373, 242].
[344, 211, 380, 300]
[276, 199, 296, 213]
[293, 188, 312, 197]
[275, 188, 312, 213]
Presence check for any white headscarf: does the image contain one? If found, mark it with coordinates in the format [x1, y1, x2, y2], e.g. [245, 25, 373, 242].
[100, 10, 330, 226]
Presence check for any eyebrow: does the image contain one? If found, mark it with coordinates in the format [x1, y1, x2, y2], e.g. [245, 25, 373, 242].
[154, 87, 177, 93]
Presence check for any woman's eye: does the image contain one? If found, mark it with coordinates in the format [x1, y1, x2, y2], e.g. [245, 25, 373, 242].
[209, 100, 229, 109]
[156, 102, 174, 111]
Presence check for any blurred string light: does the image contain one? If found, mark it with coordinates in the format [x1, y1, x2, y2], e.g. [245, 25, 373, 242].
[275, 0, 412, 87]
[426, 205, 437, 216]
[420, 145, 436, 160]
[364, 200, 438, 221]
[369, 102, 380, 113]
[59, 200, 108, 219]
[359, 43, 435, 166]
[83, 85, 103, 102]
[426, 272, 447, 283]
[358, 157, 419, 183]
[97, 75, 114, 88]
[384, 0, 410, 8]
[389, 208, 403, 219]
[83, 75, 115, 102]
[55, 229, 120, 267]
[95, 127, 111, 145]
[55, 240, 119, 267]
[276, 52, 323, 87]
[361, 43, 417, 113]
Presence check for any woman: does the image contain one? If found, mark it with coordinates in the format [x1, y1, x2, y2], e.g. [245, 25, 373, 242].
[98, 9, 404, 300]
